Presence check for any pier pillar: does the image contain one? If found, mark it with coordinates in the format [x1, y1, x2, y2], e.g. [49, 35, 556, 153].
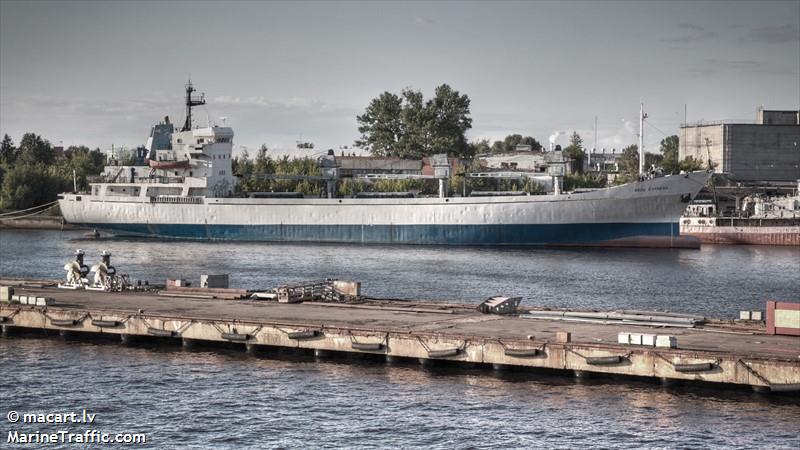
[245, 343, 258, 354]
[120, 334, 135, 345]
[314, 349, 328, 358]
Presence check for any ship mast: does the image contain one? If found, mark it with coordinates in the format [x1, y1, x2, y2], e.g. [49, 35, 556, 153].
[182, 80, 206, 132]
[638, 102, 648, 178]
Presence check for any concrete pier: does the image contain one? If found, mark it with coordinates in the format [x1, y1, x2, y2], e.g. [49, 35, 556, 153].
[1, 285, 798, 393]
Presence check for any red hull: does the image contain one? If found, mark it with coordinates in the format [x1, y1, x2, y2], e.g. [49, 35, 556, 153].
[682, 231, 800, 246]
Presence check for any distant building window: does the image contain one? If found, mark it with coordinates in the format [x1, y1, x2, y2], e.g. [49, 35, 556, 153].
[177, 139, 182, 143]
[198, 138, 205, 144]
[217, 138, 230, 143]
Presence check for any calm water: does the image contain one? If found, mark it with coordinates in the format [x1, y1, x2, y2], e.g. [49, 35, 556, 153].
[1, 229, 798, 317]
[1, 229, 799, 449]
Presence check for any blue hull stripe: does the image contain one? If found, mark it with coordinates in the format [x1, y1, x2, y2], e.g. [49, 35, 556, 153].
[82, 222, 679, 245]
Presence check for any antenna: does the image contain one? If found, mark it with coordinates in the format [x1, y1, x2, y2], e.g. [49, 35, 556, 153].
[591, 115, 597, 169]
[182, 79, 206, 132]
[220, 116, 228, 126]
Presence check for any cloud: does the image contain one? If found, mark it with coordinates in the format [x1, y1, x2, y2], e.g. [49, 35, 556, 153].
[746, 24, 800, 44]
[4, 95, 176, 120]
[1, 92, 360, 151]
[414, 17, 435, 25]
[622, 120, 635, 134]
[211, 95, 350, 115]
[687, 58, 795, 76]
[663, 23, 718, 43]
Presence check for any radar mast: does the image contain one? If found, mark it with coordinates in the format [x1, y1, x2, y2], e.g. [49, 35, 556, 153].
[182, 80, 206, 132]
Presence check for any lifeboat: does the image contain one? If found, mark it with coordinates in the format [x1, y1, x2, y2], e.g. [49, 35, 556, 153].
[149, 159, 190, 169]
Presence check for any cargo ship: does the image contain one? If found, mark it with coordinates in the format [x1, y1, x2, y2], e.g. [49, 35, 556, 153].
[58, 83, 710, 247]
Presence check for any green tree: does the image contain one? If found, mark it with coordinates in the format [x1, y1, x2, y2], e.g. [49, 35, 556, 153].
[425, 84, 472, 158]
[486, 134, 542, 154]
[660, 135, 680, 174]
[397, 88, 431, 159]
[355, 92, 403, 156]
[52, 146, 107, 191]
[0, 134, 17, 165]
[616, 144, 639, 183]
[18, 133, 55, 165]
[1, 163, 69, 209]
[564, 173, 607, 190]
[568, 131, 583, 149]
[563, 131, 586, 173]
[467, 139, 491, 156]
[355, 84, 472, 159]
[679, 156, 706, 172]
[519, 136, 542, 151]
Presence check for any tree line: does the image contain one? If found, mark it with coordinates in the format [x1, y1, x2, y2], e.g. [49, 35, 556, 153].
[0, 133, 106, 210]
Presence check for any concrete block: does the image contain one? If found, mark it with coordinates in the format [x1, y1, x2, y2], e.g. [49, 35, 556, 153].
[617, 332, 630, 344]
[641, 334, 657, 347]
[628, 333, 643, 345]
[34, 297, 54, 306]
[656, 335, 677, 348]
[751, 311, 763, 321]
[18, 295, 29, 305]
[167, 279, 190, 288]
[556, 331, 571, 343]
[10, 295, 20, 304]
[332, 280, 361, 297]
[201, 274, 229, 289]
[0, 286, 13, 302]
[740, 311, 752, 320]
[276, 288, 302, 304]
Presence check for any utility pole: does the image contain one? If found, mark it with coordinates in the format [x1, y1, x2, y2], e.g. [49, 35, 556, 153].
[638, 103, 648, 178]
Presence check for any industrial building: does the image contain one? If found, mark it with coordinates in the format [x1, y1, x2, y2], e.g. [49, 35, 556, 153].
[679, 108, 800, 182]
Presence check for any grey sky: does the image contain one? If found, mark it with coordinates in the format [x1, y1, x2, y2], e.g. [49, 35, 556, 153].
[1, 0, 798, 156]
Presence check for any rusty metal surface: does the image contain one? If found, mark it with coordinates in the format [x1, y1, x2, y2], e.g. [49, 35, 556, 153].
[3, 286, 799, 363]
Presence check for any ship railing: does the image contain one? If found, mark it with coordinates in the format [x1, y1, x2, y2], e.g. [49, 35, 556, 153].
[149, 196, 204, 204]
[88, 175, 185, 184]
